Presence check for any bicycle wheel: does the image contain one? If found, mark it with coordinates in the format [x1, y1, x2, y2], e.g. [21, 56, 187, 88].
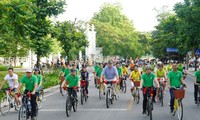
[72, 98, 78, 112]
[136, 88, 140, 104]
[80, 89, 84, 105]
[18, 105, 27, 120]
[177, 100, 183, 120]
[106, 89, 110, 108]
[66, 97, 72, 117]
[147, 98, 153, 120]
[84, 88, 87, 102]
[122, 80, 127, 93]
[37, 91, 44, 110]
[160, 87, 164, 107]
[0, 96, 10, 116]
[99, 84, 102, 99]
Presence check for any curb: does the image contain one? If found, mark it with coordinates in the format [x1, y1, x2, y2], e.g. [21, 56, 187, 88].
[43, 85, 59, 93]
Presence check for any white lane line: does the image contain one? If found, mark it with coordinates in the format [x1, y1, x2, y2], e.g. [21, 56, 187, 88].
[40, 108, 128, 112]
[44, 91, 59, 98]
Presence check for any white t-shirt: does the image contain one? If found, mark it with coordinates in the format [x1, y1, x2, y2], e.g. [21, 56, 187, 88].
[4, 73, 19, 88]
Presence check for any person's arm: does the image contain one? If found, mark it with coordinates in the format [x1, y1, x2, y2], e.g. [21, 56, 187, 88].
[100, 68, 105, 82]
[139, 79, 143, 89]
[154, 77, 160, 88]
[16, 83, 22, 94]
[39, 75, 43, 86]
[167, 72, 171, 88]
[32, 78, 38, 95]
[0, 80, 6, 90]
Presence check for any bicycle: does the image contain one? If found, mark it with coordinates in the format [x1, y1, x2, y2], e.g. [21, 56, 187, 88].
[157, 78, 165, 107]
[65, 87, 78, 117]
[18, 92, 38, 120]
[97, 78, 105, 99]
[36, 89, 44, 110]
[120, 76, 127, 93]
[196, 83, 200, 106]
[143, 87, 154, 120]
[80, 80, 87, 105]
[104, 80, 117, 108]
[132, 80, 140, 104]
[0, 88, 21, 116]
[172, 86, 185, 120]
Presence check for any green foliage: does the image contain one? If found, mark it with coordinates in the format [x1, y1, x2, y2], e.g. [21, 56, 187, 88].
[0, 65, 7, 71]
[53, 21, 88, 60]
[90, 3, 142, 58]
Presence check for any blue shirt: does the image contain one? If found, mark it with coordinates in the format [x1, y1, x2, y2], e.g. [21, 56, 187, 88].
[102, 66, 118, 80]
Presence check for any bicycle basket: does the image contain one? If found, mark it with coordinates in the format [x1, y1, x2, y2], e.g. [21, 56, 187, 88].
[80, 80, 87, 87]
[133, 81, 140, 87]
[174, 89, 185, 99]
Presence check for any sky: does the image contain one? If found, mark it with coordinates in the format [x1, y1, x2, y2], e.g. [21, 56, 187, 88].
[56, 0, 183, 32]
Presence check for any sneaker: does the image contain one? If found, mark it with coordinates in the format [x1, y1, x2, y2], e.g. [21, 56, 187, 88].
[142, 111, 147, 114]
[31, 117, 36, 120]
[103, 92, 105, 95]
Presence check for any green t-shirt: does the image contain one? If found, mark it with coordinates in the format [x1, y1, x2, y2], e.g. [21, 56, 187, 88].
[177, 65, 184, 72]
[167, 65, 172, 71]
[61, 67, 65, 73]
[117, 67, 122, 76]
[64, 68, 70, 77]
[194, 71, 200, 82]
[20, 75, 38, 91]
[142, 73, 155, 87]
[96, 68, 103, 78]
[156, 69, 166, 77]
[168, 71, 183, 88]
[35, 74, 42, 85]
[65, 74, 79, 88]
[94, 65, 100, 72]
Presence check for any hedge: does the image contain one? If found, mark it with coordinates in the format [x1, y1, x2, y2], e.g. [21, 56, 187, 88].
[0, 65, 7, 71]
[0, 71, 59, 100]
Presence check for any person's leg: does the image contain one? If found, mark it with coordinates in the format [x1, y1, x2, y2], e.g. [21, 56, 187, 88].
[169, 88, 175, 112]
[143, 91, 147, 113]
[194, 83, 198, 102]
[86, 81, 89, 96]
[31, 94, 37, 117]
[13, 88, 20, 106]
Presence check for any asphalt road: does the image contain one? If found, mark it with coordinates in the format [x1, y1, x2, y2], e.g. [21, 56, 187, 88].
[1, 72, 199, 120]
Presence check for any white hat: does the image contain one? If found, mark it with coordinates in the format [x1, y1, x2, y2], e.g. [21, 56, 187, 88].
[26, 69, 32, 72]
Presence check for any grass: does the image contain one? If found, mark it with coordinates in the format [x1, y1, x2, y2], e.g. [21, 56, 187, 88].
[0, 70, 60, 100]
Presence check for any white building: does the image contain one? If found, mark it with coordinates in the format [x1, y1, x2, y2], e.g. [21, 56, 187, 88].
[85, 24, 97, 63]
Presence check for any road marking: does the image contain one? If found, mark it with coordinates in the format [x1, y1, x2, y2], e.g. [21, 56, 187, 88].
[40, 108, 128, 112]
[127, 98, 133, 111]
[44, 91, 59, 98]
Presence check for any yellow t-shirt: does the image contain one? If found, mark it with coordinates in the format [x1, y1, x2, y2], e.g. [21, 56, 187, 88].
[122, 67, 128, 75]
[156, 69, 166, 77]
[130, 70, 140, 81]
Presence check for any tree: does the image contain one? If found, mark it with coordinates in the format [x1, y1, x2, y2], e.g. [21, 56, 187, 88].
[53, 21, 88, 60]
[138, 32, 152, 55]
[29, 0, 66, 68]
[90, 3, 142, 58]
[0, 0, 36, 66]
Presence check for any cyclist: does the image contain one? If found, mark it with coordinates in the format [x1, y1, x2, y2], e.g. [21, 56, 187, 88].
[80, 66, 89, 98]
[16, 69, 38, 120]
[59, 64, 66, 77]
[167, 63, 186, 114]
[96, 63, 104, 88]
[72, 64, 79, 75]
[167, 62, 173, 72]
[93, 63, 100, 86]
[34, 68, 43, 95]
[129, 65, 141, 93]
[0, 67, 20, 107]
[194, 66, 200, 104]
[140, 65, 159, 114]
[62, 68, 79, 101]
[100, 60, 119, 95]
[122, 63, 129, 79]
[64, 64, 71, 77]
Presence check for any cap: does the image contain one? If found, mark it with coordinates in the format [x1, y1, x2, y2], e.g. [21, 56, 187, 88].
[70, 68, 76, 72]
[108, 60, 113, 64]
[26, 69, 32, 73]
